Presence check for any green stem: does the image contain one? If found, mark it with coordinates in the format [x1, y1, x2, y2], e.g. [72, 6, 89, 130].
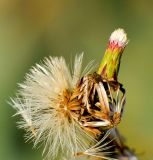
[97, 47, 123, 81]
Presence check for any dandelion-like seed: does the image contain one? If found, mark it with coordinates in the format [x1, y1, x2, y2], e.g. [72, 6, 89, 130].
[11, 28, 138, 160]
[11, 54, 97, 160]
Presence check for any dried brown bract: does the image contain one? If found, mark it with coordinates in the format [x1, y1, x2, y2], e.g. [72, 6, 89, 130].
[72, 73, 126, 136]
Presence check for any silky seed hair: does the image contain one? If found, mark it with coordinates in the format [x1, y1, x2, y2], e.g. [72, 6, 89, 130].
[11, 54, 98, 160]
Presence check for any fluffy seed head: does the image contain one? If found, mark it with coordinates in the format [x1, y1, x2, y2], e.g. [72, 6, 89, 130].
[11, 54, 96, 160]
[109, 28, 128, 49]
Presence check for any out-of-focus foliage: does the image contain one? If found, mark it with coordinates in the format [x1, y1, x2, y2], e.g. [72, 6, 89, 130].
[0, 0, 153, 159]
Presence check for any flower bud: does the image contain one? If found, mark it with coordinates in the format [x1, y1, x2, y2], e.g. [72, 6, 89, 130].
[98, 28, 128, 80]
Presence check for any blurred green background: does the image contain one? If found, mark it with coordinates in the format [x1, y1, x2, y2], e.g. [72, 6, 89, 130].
[0, 0, 153, 159]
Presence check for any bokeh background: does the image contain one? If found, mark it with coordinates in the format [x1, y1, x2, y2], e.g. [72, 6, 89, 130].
[0, 0, 153, 159]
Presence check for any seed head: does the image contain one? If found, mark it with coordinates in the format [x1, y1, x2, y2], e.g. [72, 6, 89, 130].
[11, 54, 96, 160]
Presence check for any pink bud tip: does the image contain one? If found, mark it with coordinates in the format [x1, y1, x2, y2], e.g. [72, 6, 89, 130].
[109, 28, 128, 50]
